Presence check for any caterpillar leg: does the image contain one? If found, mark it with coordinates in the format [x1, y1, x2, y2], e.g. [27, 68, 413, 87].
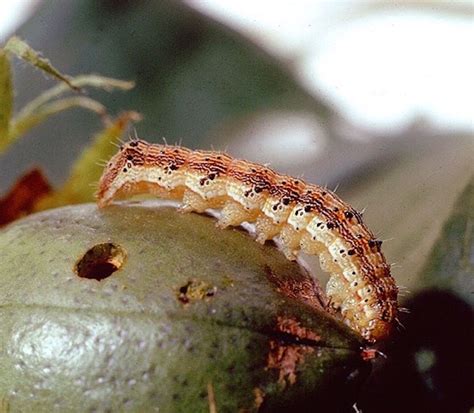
[255, 216, 281, 244]
[299, 232, 325, 255]
[326, 275, 346, 312]
[279, 225, 302, 259]
[180, 189, 208, 213]
[319, 250, 340, 273]
[217, 200, 256, 229]
[280, 225, 301, 248]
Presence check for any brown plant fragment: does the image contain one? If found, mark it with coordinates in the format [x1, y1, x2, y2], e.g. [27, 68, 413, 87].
[207, 382, 217, 413]
[253, 387, 265, 410]
[267, 316, 321, 386]
[0, 168, 52, 226]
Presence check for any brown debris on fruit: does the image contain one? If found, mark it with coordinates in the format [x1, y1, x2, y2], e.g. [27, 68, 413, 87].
[177, 279, 217, 304]
[264, 265, 326, 310]
[267, 316, 321, 386]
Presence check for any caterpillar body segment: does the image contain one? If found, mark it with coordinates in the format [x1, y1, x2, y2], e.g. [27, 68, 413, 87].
[97, 139, 398, 343]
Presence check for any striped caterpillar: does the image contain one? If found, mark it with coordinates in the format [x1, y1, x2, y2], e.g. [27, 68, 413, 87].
[97, 139, 398, 343]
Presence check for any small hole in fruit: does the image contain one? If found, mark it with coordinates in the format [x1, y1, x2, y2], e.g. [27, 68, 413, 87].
[75, 243, 126, 281]
[177, 279, 216, 304]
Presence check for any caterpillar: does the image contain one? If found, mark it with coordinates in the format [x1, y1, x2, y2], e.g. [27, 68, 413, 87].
[96, 138, 398, 343]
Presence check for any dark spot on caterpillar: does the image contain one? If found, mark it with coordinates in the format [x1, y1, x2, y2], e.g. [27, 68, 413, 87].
[333, 207, 339, 212]
[170, 164, 178, 171]
[381, 309, 391, 322]
[208, 173, 216, 180]
[322, 191, 327, 196]
[282, 197, 290, 205]
[216, 155, 222, 160]
[368, 239, 383, 251]
[129, 141, 138, 147]
[344, 211, 354, 219]
[272, 204, 278, 211]
[348, 249, 356, 256]
[340, 249, 345, 254]
[251, 168, 256, 173]
[174, 148, 179, 153]
[254, 186, 263, 193]
[281, 181, 287, 185]
[326, 222, 335, 229]
[304, 205, 312, 212]
[199, 178, 206, 186]
[120, 145, 124, 151]
[122, 168, 127, 173]
[204, 157, 210, 161]
[316, 222, 322, 227]
[127, 155, 133, 161]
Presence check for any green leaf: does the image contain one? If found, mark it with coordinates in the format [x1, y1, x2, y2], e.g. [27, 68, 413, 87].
[0, 36, 136, 153]
[36, 111, 141, 210]
[3, 37, 79, 91]
[7, 97, 106, 144]
[0, 50, 12, 141]
[16, 75, 135, 121]
[419, 176, 474, 304]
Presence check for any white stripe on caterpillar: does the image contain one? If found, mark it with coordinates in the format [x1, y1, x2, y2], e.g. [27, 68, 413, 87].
[96, 139, 398, 343]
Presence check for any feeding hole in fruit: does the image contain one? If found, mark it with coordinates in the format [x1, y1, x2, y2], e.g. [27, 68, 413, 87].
[75, 243, 127, 281]
[177, 279, 217, 304]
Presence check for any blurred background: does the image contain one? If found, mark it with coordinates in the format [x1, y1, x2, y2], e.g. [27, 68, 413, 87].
[0, 1, 473, 412]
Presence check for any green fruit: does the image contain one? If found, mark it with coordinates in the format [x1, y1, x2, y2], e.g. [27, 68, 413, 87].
[0, 202, 369, 412]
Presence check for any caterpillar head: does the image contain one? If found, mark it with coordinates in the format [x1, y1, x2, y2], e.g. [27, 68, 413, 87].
[96, 139, 148, 207]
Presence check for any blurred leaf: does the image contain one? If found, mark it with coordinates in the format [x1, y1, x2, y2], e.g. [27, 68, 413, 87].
[36, 111, 141, 210]
[17, 75, 135, 121]
[7, 97, 106, 145]
[419, 176, 473, 304]
[335, 136, 474, 294]
[0, 35, 136, 153]
[0, 50, 12, 140]
[0, 168, 52, 227]
[355, 178, 473, 412]
[3, 37, 79, 91]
